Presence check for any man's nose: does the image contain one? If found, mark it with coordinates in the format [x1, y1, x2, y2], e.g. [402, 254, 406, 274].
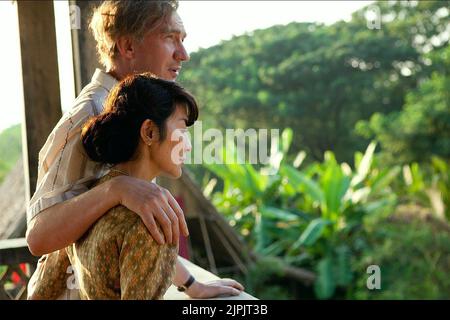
[175, 43, 190, 62]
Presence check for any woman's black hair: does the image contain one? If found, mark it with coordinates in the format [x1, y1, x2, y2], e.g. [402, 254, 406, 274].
[81, 73, 198, 165]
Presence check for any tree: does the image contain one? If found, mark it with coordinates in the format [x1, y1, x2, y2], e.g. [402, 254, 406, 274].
[356, 45, 450, 164]
[179, 1, 449, 163]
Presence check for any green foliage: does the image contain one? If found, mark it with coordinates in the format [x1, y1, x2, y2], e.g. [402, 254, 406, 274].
[395, 156, 450, 221]
[182, 8, 450, 300]
[356, 52, 450, 164]
[293, 218, 330, 248]
[204, 130, 402, 299]
[243, 257, 294, 300]
[0, 124, 22, 182]
[192, 0, 450, 299]
[203, 125, 449, 299]
[351, 210, 450, 299]
[0, 265, 6, 277]
[180, 1, 449, 163]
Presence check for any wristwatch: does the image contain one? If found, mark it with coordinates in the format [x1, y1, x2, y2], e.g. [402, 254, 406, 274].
[177, 275, 195, 292]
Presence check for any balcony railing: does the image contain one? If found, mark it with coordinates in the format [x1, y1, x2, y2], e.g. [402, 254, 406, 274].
[0, 238, 38, 299]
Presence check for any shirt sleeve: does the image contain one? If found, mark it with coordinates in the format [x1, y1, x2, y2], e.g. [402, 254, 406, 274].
[119, 220, 178, 300]
[27, 249, 72, 300]
[27, 101, 106, 222]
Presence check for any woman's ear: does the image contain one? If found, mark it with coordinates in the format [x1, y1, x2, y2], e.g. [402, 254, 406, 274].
[140, 119, 158, 146]
[115, 35, 135, 60]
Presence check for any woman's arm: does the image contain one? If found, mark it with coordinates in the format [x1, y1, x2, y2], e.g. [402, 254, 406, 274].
[173, 257, 244, 299]
[26, 175, 188, 256]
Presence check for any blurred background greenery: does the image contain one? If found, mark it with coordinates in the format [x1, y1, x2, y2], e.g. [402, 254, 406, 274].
[0, 0, 448, 299]
[178, 0, 449, 299]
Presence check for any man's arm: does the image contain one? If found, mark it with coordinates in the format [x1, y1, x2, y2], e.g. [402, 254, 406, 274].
[26, 175, 188, 256]
[173, 257, 244, 299]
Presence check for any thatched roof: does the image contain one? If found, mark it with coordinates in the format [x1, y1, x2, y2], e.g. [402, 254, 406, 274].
[0, 159, 26, 239]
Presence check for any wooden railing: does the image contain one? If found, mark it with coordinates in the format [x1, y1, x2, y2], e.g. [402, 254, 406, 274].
[0, 238, 256, 300]
[165, 257, 256, 300]
[0, 238, 38, 299]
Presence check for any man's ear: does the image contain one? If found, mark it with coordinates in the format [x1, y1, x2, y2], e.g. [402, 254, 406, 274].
[140, 119, 158, 146]
[115, 35, 135, 60]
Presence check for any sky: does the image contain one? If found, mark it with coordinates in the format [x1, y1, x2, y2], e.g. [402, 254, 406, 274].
[0, 0, 373, 134]
[178, 1, 373, 53]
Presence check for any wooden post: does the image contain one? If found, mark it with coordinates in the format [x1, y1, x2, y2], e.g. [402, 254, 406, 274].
[17, 1, 62, 202]
[70, 0, 102, 95]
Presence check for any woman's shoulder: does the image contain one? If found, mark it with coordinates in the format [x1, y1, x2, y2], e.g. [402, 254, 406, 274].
[100, 206, 163, 249]
[75, 205, 140, 252]
[97, 205, 141, 230]
[90, 170, 115, 188]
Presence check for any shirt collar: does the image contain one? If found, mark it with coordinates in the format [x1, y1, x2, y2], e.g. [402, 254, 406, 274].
[91, 68, 118, 92]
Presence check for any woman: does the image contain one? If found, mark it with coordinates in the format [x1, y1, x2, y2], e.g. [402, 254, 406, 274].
[64, 73, 197, 299]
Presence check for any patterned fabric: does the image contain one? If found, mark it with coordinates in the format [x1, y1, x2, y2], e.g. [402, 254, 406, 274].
[29, 172, 178, 300]
[27, 248, 73, 300]
[27, 69, 117, 300]
[27, 69, 117, 222]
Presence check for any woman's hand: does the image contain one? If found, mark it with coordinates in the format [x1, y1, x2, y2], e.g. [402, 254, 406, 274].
[185, 279, 245, 299]
[112, 175, 188, 245]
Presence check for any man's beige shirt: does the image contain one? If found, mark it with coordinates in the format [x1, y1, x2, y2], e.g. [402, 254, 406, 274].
[27, 69, 118, 222]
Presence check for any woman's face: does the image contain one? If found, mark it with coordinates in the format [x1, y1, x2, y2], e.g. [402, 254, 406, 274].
[149, 105, 192, 178]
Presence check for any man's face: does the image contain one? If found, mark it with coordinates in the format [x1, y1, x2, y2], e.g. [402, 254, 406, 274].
[132, 12, 189, 80]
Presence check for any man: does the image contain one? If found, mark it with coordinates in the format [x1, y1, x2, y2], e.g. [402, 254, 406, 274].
[27, 0, 243, 299]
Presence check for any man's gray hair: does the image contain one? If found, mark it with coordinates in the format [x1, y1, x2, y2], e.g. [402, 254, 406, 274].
[89, 0, 179, 69]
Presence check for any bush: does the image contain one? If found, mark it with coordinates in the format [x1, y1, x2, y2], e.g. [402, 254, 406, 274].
[351, 206, 450, 299]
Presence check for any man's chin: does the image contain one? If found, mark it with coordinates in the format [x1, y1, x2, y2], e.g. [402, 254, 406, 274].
[167, 70, 179, 81]
[160, 76, 177, 82]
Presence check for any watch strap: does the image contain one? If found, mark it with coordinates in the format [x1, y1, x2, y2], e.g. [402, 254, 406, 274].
[177, 275, 195, 292]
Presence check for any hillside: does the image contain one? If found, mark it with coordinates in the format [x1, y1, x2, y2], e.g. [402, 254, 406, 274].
[179, 1, 449, 163]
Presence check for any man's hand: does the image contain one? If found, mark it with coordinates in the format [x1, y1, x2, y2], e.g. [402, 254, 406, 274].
[113, 175, 188, 245]
[185, 279, 245, 299]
